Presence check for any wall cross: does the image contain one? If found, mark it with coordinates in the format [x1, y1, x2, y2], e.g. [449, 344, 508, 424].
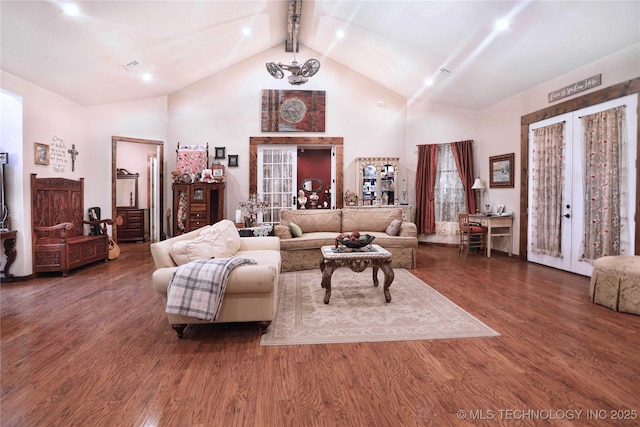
[68, 144, 79, 172]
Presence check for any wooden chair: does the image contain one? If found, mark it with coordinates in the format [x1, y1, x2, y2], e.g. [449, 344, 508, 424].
[458, 213, 487, 256]
[31, 174, 113, 276]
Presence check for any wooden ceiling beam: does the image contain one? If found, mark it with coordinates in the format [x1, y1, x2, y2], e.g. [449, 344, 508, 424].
[285, 0, 302, 53]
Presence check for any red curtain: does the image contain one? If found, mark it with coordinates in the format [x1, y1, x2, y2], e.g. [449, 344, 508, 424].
[415, 144, 439, 234]
[451, 140, 476, 214]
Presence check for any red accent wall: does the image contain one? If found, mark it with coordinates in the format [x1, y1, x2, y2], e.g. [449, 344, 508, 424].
[297, 149, 331, 208]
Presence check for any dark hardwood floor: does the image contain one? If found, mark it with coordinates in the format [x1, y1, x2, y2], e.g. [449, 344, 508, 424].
[2, 243, 639, 426]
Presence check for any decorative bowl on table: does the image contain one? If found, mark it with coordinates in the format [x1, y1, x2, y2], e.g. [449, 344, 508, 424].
[340, 234, 375, 249]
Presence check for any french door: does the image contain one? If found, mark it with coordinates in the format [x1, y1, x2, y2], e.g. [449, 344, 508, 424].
[528, 94, 637, 276]
[257, 145, 297, 224]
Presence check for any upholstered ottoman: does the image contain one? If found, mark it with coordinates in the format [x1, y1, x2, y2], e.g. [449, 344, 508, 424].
[589, 256, 640, 315]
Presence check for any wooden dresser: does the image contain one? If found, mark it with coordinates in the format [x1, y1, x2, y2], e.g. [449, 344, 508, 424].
[172, 182, 225, 235]
[116, 208, 145, 243]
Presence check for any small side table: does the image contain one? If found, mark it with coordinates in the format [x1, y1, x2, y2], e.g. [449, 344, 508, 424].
[319, 244, 394, 304]
[1, 230, 17, 282]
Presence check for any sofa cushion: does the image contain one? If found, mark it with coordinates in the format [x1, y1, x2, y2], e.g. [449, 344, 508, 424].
[290, 222, 303, 237]
[280, 209, 342, 233]
[278, 232, 339, 251]
[386, 219, 402, 236]
[342, 208, 403, 233]
[169, 220, 241, 265]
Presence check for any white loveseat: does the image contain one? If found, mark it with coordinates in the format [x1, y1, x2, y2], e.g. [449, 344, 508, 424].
[150, 220, 281, 338]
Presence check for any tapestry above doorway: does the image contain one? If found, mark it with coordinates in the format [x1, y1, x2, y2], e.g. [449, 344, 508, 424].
[261, 89, 326, 132]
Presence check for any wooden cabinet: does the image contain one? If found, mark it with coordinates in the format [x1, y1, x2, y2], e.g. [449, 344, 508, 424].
[173, 182, 225, 235]
[116, 208, 145, 243]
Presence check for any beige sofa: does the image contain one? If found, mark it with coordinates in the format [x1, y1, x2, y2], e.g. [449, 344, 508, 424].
[150, 220, 281, 338]
[274, 208, 418, 272]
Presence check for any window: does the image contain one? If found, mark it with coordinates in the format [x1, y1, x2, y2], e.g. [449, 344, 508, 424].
[434, 144, 467, 232]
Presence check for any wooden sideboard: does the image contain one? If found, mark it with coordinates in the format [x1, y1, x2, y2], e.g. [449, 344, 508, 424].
[172, 182, 225, 235]
[116, 208, 145, 243]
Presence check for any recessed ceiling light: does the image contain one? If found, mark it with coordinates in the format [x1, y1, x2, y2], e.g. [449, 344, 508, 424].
[142, 73, 152, 82]
[495, 18, 510, 31]
[424, 78, 434, 87]
[242, 27, 251, 36]
[63, 3, 80, 16]
[336, 30, 345, 39]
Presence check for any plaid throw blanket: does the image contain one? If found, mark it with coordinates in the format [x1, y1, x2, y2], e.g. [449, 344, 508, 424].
[166, 257, 256, 320]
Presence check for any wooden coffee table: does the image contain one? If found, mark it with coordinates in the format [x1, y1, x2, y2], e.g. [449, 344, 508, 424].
[319, 244, 394, 304]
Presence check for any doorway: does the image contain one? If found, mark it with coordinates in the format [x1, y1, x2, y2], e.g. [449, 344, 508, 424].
[249, 136, 344, 222]
[111, 136, 164, 243]
[520, 78, 640, 260]
[527, 94, 637, 275]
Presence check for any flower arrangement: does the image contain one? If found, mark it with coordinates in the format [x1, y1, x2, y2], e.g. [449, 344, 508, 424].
[239, 194, 269, 227]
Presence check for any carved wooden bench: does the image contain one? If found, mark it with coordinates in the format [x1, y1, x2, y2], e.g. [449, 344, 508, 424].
[31, 174, 113, 277]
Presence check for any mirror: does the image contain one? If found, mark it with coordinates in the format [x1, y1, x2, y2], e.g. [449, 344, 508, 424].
[301, 177, 323, 193]
[381, 164, 395, 205]
[116, 168, 139, 208]
[362, 165, 376, 205]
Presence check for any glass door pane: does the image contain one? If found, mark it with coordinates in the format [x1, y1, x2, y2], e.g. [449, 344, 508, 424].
[258, 145, 297, 224]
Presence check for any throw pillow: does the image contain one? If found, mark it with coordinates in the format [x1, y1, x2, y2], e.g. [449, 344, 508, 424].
[289, 222, 303, 238]
[169, 220, 241, 266]
[200, 219, 242, 254]
[386, 219, 402, 236]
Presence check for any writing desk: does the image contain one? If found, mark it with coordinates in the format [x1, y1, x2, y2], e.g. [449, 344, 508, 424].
[470, 214, 513, 258]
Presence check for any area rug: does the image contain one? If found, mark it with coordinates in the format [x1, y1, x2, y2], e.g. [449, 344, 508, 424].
[260, 268, 500, 345]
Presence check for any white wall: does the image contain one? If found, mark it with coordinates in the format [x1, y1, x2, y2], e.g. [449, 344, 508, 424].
[168, 46, 407, 219]
[404, 101, 479, 243]
[0, 71, 167, 276]
[1, 41, 638, 276]
[85, 97, 168, 219]
[0, 89, 25, 276]
[1, 72, 87, 277]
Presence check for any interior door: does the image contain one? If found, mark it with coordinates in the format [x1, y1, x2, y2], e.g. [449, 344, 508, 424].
[528, 94, 637, 276]
[257, 145, 297, 224]
[528, 113, 574, 272]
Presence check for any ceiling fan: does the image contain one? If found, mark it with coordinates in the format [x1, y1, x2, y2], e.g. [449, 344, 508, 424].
[266, 14, 320, 85]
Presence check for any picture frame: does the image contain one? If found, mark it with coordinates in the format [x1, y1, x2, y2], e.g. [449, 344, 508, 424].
[489, 153, 514, 188]
[214, 147, 226, 160]
[34, 142, 50, 165]
[228, 154, 239, 168]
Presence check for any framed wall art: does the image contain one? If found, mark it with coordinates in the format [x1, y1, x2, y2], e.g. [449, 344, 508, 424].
[228, 154, 239, 168]
[214, 146, 226, 160]
[34, 142, 50, 165]
[489, 153, 514, 188]
[261, 89, 326, 132]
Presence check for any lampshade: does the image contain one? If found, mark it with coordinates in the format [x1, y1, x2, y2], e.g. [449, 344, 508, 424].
[471, 178, 484, 190]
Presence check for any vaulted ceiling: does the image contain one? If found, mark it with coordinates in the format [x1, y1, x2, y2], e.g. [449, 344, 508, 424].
[1, 1, 639, 109]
